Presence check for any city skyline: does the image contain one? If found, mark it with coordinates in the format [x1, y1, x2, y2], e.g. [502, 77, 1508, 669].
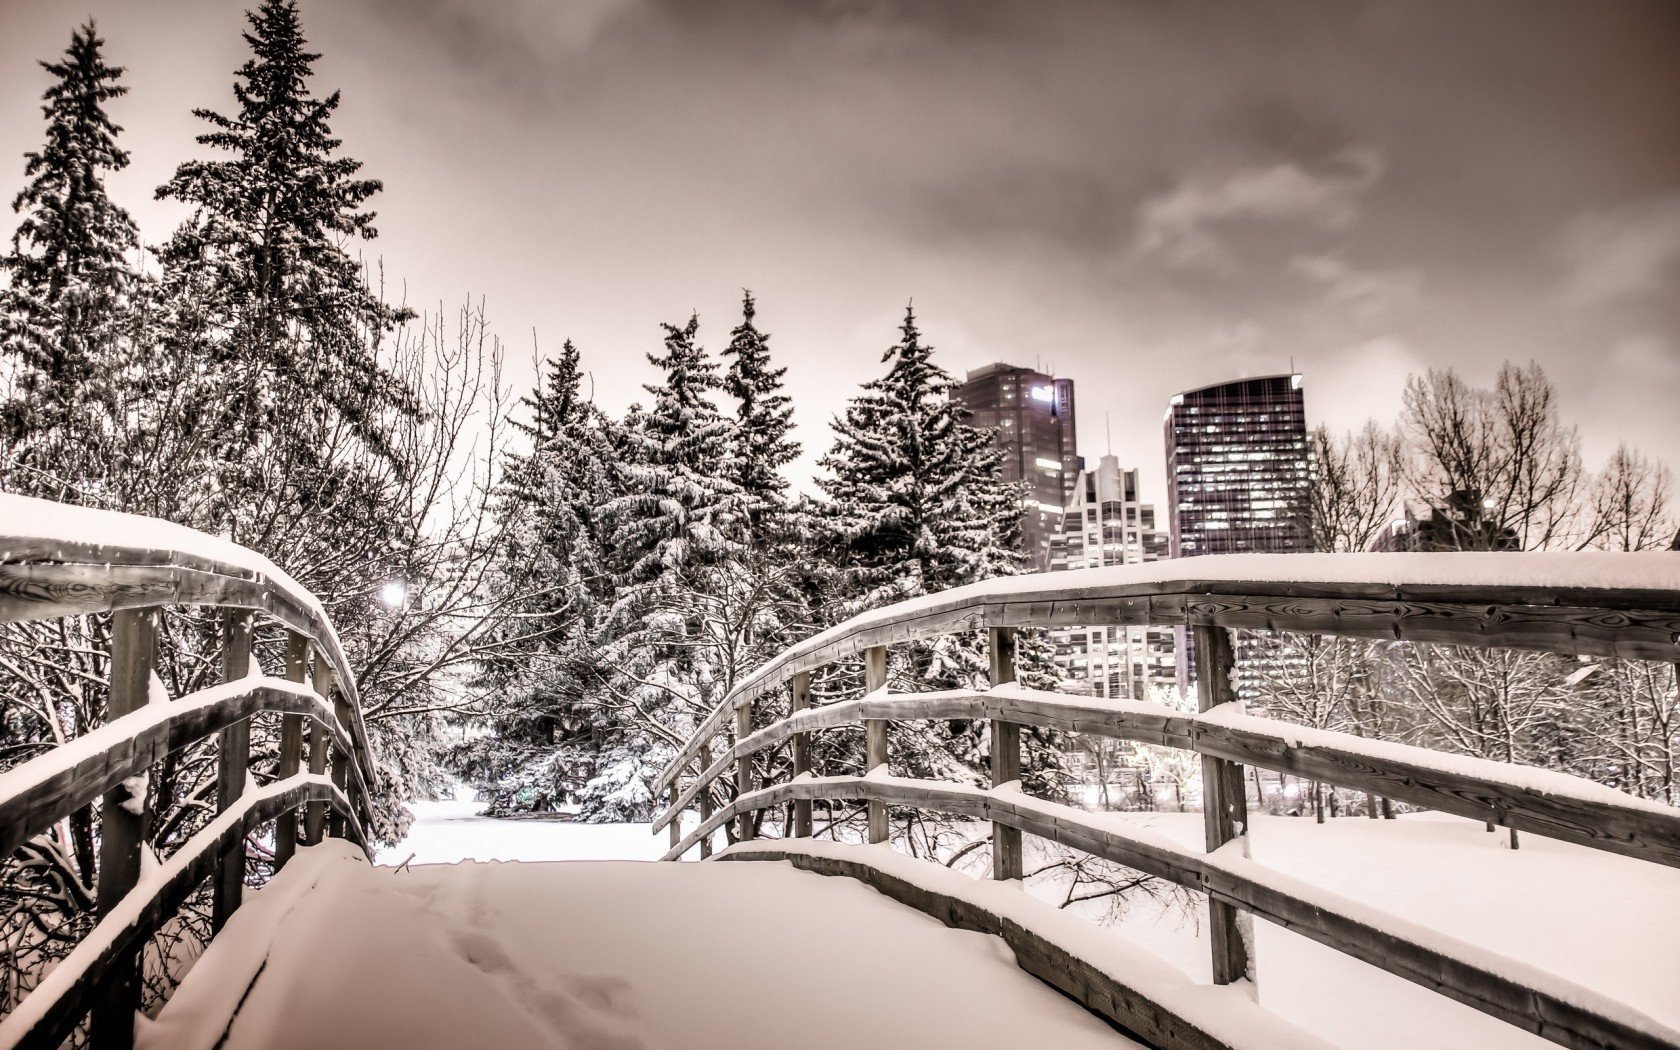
[2, 0, 1676, 513]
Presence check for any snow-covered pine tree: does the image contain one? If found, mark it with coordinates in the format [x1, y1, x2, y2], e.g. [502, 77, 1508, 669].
[815, 304, 1060, 805]
[819, 303, 1019, 610]
[151, 0, 434, 838]
[0, 21, 142, 485]
[721, 291, 798, 531]
[586, 315, 749, 819]
[154, 0, 415, 527]
[459, 340, 623, 814]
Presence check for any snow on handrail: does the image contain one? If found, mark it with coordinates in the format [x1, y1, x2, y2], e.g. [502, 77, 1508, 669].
[657, 551, 1680, 793]
[0, 775, 358, 1050]
[687, 775, 1680, 1050]
[0, 492, 378, 789]
[649, 685, 1680, 868]
[0, 675, 369, 859]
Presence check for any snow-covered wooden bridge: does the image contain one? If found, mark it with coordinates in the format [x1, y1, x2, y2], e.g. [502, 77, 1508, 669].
[2, 494, 1679, 1050]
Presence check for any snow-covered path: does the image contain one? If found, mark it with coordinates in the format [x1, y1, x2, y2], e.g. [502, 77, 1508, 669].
[201, 849, 1135, 1050]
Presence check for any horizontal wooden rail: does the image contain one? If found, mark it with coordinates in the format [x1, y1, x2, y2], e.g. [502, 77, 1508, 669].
[0, 498, 380, 801]
[655, 553, 1680, 795]
[679, 775, 1679, 1050]
[651, 685, 1680, 869]
[0, 676, 370, 859]
[0, 775, 360, 1050]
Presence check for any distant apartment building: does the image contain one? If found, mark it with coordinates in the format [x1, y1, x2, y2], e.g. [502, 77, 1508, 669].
[1163, 374, 1310, 694]
[1047, 455, 1175, 699]
[951, 363, 1079, 570]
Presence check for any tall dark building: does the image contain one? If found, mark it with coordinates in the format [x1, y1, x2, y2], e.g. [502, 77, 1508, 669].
[952, 363, 1079, 570]
[1163, 374, 1309, 694]
[1164, 374, 1309, 558]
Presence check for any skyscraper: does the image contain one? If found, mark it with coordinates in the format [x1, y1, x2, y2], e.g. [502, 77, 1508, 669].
[1164, 374, 1309, 559]
[1163, 374, 1309, 693]
[951, 363, 1078, 570]
[1047, 455, 1175, 699]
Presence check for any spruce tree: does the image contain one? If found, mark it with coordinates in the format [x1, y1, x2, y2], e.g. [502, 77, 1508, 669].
[721, 291, 798, 528]
[155, 0, 413, 499]
[819, 303, 1020, 609]
[461, 340, 621, 813]
[817, 305, 1063, 804]
[607, 314, 744, 585]
[0, 21, 140, 469]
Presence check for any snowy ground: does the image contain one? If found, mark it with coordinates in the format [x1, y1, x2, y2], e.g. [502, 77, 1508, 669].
[374, 793, 670, 866]
[149, 795, 1677, 1050]
[1030, 810, 1680, 1050]
[166, 843, 1134, 1050]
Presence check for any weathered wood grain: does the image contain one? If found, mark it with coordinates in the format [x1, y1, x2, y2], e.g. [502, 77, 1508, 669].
[735, 698, 755, 842]
[0, 682, 353, 862]
[0, 554, 380, 806]
[790, 672, 813, 838]
[989, 627, 1022, 882]
[865, 646, 888, 845]
[1194, 625, 1249, 987]
[212, 611, 253, 932]
[274, 633, 308, 869]
[305, 649, 331, 846]
[91, 608, 154, 1050]
[649, 684, 1680, 871]
[654, 570, 1680, 794]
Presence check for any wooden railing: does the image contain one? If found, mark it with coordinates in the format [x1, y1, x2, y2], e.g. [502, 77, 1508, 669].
[0, 495, 377, 1050]
[651, 553, 1680, 1050]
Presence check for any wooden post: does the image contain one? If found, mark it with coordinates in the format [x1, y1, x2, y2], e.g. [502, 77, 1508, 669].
[212, 610, 253, 932]
[865, 646, 888, 845]
[1194, 624, 1250, 986]
[304, 648, 330, 845]
[791, 672, 813, 838]
[274, 631, 308, 869]
[668, 784, 681, 851]
[735, 699, 755, 842]
[989, 627, 1023, 882]
[697, 746, 713, 860]
[92, 608, 156, 1050]
[328, 691, 350, 839]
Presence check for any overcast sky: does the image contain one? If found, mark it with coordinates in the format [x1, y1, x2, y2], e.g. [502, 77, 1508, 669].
[2, 0, 1677, 507]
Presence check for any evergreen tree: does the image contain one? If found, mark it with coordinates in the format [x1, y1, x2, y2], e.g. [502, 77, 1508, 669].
[460, 340, 621, 813]
[607, 313, 744, 586]
[0, 21, 140, 474]
[721, 291, 798, 528]
[155, 0, 414, 511]
[814, 304, 1055, 806]
[818, 303, 1020, 611]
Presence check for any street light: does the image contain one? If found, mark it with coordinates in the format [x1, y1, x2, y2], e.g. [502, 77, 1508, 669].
[379, 580, 408, 609]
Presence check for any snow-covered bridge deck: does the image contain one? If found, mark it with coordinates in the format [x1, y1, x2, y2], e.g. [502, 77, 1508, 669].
[146, 843, 1143, 1050]
[5, 495, 1680, 1050]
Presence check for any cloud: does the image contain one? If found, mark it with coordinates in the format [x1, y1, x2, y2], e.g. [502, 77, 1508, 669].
[1288, 251, 1420, 319]
[1133, 147, 1383, 271]
[1556, 194, 1680, 304]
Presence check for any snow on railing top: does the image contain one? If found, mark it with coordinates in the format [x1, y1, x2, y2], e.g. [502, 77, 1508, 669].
[0, 491, 376, 780]
[0, 492, 320, 612]
[658, 550, 1680, 792]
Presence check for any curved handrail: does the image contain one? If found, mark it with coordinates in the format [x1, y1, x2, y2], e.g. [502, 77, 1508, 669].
[0, 494, 380, 1042]
[656, 552, 1680, 793]
[0, 492, 380, 794]
[648, 684, 1680, 867]
[0, 775, 357, 1050]
[0, 676, 370, 859]
[685, 775, 1680, 1050]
